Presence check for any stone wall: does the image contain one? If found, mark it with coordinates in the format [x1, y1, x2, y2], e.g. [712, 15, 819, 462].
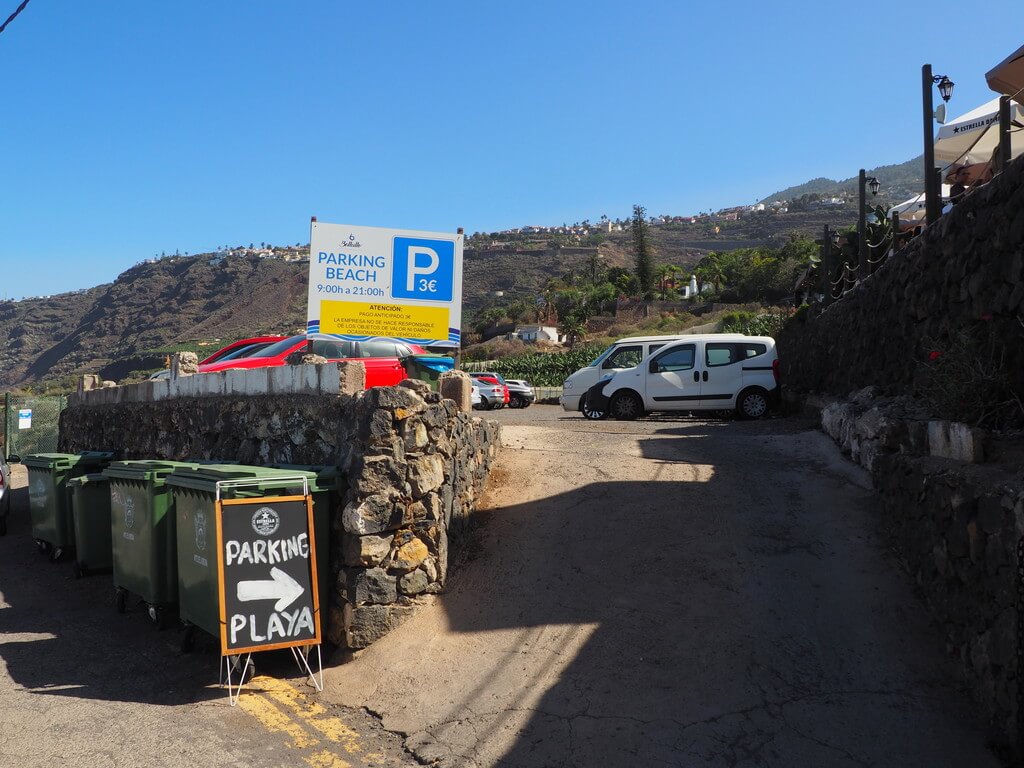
[820, 392, 1022, 750]
[777, 154, 1024, 400]
[59, 379, 501, 649]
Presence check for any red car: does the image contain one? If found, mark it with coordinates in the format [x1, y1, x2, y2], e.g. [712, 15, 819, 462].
[199, 335, 426, 388]
[199, 336, 287, 367]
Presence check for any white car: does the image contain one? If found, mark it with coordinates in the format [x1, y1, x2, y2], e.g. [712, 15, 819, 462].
[561, 334, 722, 419]
[471, 384, 482, 407]
[585, 335, 780, 420]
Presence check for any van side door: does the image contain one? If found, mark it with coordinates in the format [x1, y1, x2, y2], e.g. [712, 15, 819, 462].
[643, 343, 698, 410]
[700, 342, 744, 408]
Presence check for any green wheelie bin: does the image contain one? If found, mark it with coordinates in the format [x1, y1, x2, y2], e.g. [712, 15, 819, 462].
[26, 451, 115, 561]
[268, 463, 341, 620]
[67, 473, 113, 579]
[104, 460, 200, 627]
[169, 464, 319, 652]
[400, 354, 455, 391]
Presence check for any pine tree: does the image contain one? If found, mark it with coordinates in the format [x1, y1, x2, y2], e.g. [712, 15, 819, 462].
[631, 204, 654, 302]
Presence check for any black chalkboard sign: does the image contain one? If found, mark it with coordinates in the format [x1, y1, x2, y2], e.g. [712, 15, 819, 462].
[216, 496, 321, 655]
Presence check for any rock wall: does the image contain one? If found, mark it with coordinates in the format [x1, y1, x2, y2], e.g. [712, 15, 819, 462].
[59, 381, 501, 649]
[777, 154, 1024, 399]
[820, 392, 1022, 749]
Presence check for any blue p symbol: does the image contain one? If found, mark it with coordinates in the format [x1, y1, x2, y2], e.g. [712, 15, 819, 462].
[392, 237, 454, 302]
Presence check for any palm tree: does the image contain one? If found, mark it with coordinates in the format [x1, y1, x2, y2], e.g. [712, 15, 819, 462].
[558, 315, 586, 348]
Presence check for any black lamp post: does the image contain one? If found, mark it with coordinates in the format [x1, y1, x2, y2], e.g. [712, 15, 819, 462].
[820, 225, 838, 306]
[857, 170, 880, 281]
[922, 65, 955, 225]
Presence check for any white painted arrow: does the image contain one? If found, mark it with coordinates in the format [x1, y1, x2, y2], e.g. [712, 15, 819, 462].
[237, 567, 305, 612]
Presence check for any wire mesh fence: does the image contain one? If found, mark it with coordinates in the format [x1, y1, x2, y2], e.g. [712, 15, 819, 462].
[2, 393, 67, 458]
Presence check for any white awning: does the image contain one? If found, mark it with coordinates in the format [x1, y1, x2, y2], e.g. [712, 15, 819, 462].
[888, 186, 952, 222]
[934, 98, 1024, 167]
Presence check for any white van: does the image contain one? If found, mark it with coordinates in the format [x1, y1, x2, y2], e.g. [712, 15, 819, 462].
[584, 335, 780, 420]
[560, 335, 698, 416]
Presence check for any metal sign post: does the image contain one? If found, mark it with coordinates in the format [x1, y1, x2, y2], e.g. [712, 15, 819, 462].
[213, 476, 323, 705]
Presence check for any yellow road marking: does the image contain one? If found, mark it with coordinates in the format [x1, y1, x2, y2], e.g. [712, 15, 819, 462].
[235, 688, 319, 749]
[306, 750, 354, 768]
[254, 676, 364, 754]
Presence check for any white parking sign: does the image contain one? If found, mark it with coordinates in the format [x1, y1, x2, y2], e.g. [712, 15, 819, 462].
[306, 222, 463, 347]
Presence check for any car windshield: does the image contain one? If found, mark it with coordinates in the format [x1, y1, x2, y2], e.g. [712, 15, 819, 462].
[217, 342, 272, 362]
[251, 335, 305, 358]
[588, 345, 614, 367]
[236, 341, 275, 358]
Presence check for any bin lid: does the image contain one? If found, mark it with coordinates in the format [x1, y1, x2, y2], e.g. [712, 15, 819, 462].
[24, 453, 83, 470]
[77, 450, 116, 468]
[67, 473, 110, 487]
[103, 459, 201, 483]
[267, 463, 343, 492]
[165, 464, 317, 494]
[404, 355, 455, 373]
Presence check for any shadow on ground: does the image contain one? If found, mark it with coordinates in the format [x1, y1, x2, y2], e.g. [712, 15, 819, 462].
[422, 422, 1003, 767]
[0, 479, 233, 705]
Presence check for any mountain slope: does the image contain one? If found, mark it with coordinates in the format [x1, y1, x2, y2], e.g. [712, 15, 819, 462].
[761, 156, 924, 204]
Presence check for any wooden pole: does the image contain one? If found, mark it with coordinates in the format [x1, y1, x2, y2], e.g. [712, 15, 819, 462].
[999, 96, 1012, 173]
[857, 169, 867, 282]
[821, 225, 834, 307]
[922, 64, 941, 225]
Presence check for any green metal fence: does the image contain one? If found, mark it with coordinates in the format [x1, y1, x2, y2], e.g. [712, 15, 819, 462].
[2, 393, 68, 458]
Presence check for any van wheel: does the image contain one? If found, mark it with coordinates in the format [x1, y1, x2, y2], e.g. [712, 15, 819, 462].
[610, 391, 644, 421]
[737, 388, 770, 420]
[581, 395, 607, 421]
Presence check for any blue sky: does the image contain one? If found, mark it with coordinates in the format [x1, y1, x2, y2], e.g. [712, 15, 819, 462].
[0, 1, 1019, 299]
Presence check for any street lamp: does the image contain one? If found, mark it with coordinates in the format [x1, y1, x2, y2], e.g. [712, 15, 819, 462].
[922, 65, 955, 225]
[934, 75, 955, 102]
[857, 170, 881, 280]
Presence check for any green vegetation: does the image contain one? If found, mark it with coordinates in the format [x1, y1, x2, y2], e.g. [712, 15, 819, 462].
[719, 308, 794, 337]
[632, 204, 655, 301]
[695, 235, 818, 303]
[465, 206, 823, 363]
[761, 156, 924, 206]
[919, 323, 1021, 429]
[487, 345, 604, 387]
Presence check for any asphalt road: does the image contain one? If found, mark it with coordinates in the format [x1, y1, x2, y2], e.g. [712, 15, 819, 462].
[0, 405, 1005, 767]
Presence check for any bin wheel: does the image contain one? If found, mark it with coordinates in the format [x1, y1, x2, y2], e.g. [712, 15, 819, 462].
[115, 588, 128, 614]
[35, 539, 51, 555]
[74, 562, 87, 579]
[227, 655, 256, 685]
[48, 547, 65, 563]
[148, 604, 174, 630]
[181, 625, 196, 654]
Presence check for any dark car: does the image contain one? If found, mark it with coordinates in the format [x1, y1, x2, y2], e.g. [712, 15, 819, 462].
[503, 379, 536, 409]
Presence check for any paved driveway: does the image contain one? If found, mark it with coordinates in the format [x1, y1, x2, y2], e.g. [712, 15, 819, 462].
[322, 405, 1004, 767]
[0, 407, 1006, 767]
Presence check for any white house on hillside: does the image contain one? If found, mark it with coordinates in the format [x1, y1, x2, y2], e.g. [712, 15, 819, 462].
[509, 325, 563, 344]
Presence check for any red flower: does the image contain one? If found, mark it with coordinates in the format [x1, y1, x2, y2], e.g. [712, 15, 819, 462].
[928, 351, 942, 361]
